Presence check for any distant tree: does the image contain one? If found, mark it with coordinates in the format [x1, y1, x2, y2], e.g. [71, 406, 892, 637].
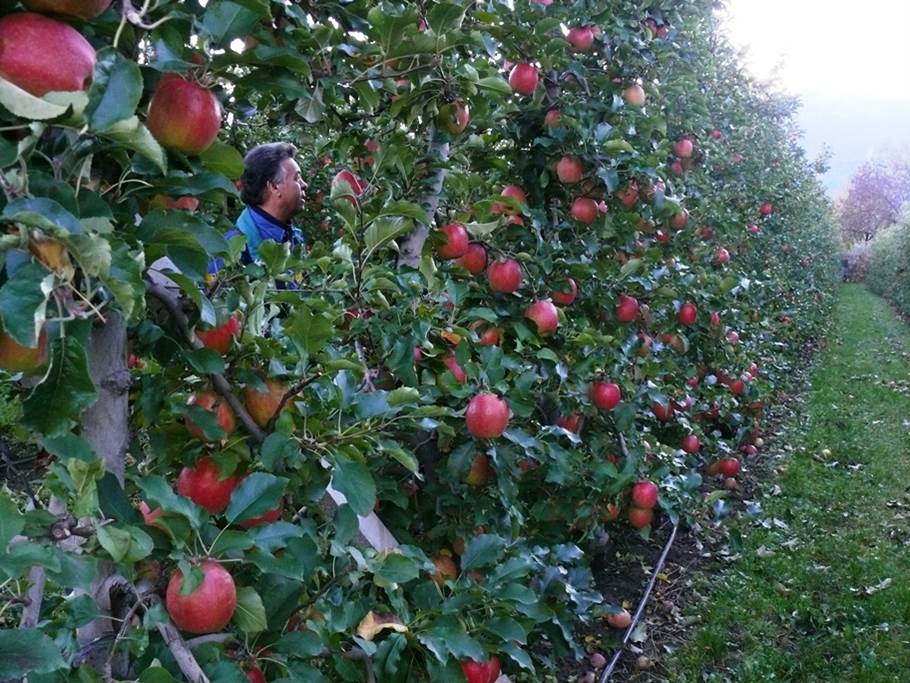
[836, 156, 910, 243]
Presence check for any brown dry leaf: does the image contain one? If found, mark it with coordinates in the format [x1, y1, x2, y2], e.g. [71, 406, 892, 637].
[355, 611, 408, 641]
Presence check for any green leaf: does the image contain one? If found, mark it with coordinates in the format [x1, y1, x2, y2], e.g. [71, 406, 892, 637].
[201, 1, 260, 44]
[135, 475, 207, 529]
[183, 348, 225, 375]
[98, 471, 141, 524]
[460, 534, 506, 571]
[295, 87, 325, 123]
[330, 456, 376, 517]
[0, 494, 23, 550]
[3, 196, 84, 235]
[260, 432, 300, 470]
[139, 667, 179, 683]
[200, 141, 245, 179]
[224, 473, 288, 525]
[103, 116, 166, 173]
[42, 433, 98, 464]
[376, 553, 420, 585]
[22, 335, 97, 438]
[465, 220, 500, 237]
[417, 619, 484, 662]
[0, 76, 69, 120]
[86, 48, 143, 131]
[284, 306, 334, 356]
[364, 216, 413, 258]
[233, 585, 268, 633]
[0, 261, 54, 347]
[64, 593, 100, 627]
[428, 3, 466, 31]
[0, 629, 67, 678]
[273, 631, 326, 658]
[249, 521, 305, 552]
[96, 524, 131, 562]
[476, 76, 512, 95]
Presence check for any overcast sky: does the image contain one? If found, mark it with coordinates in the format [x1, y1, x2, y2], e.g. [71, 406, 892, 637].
[719, 0, 910, 194]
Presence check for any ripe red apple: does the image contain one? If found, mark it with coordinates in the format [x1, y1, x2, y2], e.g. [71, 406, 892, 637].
[196, 314, 241, 354]
[570, 197, 599, 224]
[165, 561, 237, 634]
[615, 294, 639, 323]
[623, 84, 646, 107]
[670, 209, 689, 230]
[465, 453, 493, 487]
[590, 381, 621, 411]
[461, 656, 501, 683]
[470, 321, 501, 346]
[607, 608, 632, 629]
[0, 327, 47, 373]
[432, 553, 458, 586]
[715, 247, 730, 264]
[23, 0, 112, 19]
[718, 457, 740, 477]
[616, 181, 640, 208]
[332, 169, 366, 199]
[710, 129, 723, 140]
[436, 222, 470, 259]
[682, 434, 700, 454]
[526, 300, 559, 335]
[176, 456, 240, 514]
[552, 278, 578, 305]
[556, 155, 584, 184]
[710, 311, 721, 327]
[726, 330, 740, 345]
[240, 498, 284, 529]
[557, 413, 583, 433]
[508, 63, 539, 96]
[673, 137, 694, 158]
[437, 101, 470, 135]
[544, 109, 561, 127]
[631, 481, 658, 509]
[147, 74, 222, 155]
[186, 391, 236, 441]
[500, 184, 527, 210]
[651, 402, 674, 422]
[628, 506, 653, 529]
[566, 26, 595, 51]
[747, 222, 760, 234]
[0, 13, 96, 97]
[677, 302, 697, 326]
[487, 258, 522, 294]
[655, 229, 671, 243]
[465, 393, 510, 439]
[759, 202, 774, 217]
[457, 242, 488, 274]
[442, 354, 466, 384]
[245, 665, 267, 683]
[243, 378, 286, 428]
[729, 379, 745, 396]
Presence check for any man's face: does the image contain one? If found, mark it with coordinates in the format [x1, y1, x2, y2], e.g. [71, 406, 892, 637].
[273, 157, 307, 218]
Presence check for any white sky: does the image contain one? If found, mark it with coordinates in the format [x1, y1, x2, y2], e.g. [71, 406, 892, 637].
[720, 0, 910, 101]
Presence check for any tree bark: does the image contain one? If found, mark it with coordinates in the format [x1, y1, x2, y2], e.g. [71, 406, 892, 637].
[397, 127, 450, 268]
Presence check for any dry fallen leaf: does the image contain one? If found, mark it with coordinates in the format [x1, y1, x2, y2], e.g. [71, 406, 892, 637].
[355, 611, 408, 641]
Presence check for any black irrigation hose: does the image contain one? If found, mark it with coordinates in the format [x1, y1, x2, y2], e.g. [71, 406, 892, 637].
[598, 519, 681, 683]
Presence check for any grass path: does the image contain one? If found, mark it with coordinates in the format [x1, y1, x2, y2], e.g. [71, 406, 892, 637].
[659, 285, 910, 682]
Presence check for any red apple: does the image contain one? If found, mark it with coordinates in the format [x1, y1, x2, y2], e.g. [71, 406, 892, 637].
[557, 414, 583, 433]
[437, 100, 470, 135]
[631, 481, 658, 509]
[442, 354, 466, 384]
[245, 666, 267, 683]
[715, 247, 730, 264]
[487, 258, 522, 294]
[470, 321, 501, 346]
[461, 656, 501, 683]
[616, 181, 640, 208]
[628, 506, 653, 529]
[570, 197, 599, 224]
[556, 155, 584, 184]
[590, 381, 621, 411]
[726, 330, 740, 345]
[710, 311, 721, 327]
[677, 302, 697, 326]
[457, 243, 488, 274]
[186, 391, 236, 441]
[759, 202, 774, 217]
[615, 295, 639, 323]
[165, 561, 237, 634]
[566, 26, 595, 51]
[466, 393, 510, 439]
[23, 0, 112, 19]
[671, 209, 689, 230]
[500, 184, 527, 211]
[175, 456, 239, 514]
[240, 498, 284, 529]
[465, 453, 493, 487]
[729, 379, 745, 396]
[436, 222, 470, 259]
[651, 402, 674, 422]
[508, 63, 539, 96]
[623, 84, 646, 107]
[0, 13, 96, 97]
[673, 137, 694, 158]
[526, 300, 559, 335]
[243, 378, 287, 428]
[544, 109, 561, 127]
[331, 169, 366, 198]
[718, 457, 740, 477]
[681, 434, 700, 454]
[147, 74, 222, 155]
[607, 608, 632, 629]
[196, 314, 241, 354]
[552, 278, 578, 305]
[710, 129, 722, 140]
[655, 229, 671, 243]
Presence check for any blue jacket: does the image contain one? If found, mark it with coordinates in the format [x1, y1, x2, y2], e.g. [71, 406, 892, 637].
[210, 206, 304, 274]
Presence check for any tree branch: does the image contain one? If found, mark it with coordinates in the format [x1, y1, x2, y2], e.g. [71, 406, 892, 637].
[398, 126, 450, 269]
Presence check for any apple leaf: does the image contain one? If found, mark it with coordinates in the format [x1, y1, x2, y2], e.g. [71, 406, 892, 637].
[201, 1, 260, 45]
[0, 494, 24, 551]
[103, 116, 166, 173]
[0, 262, 53, 347]
[135, 475, 208, 529]
[0, 76, 69, 120]
[233, 585, 268, 633]
[460, 534, 507, 571]
[86, 48, 143, 132]
[330, 456, 376, 517]
[225, 473, 288, 525]
[3, 196, 85, 235]
[22, 335, 97, 438]
[0, 630, 67, 679]
[199, 140, 244, 179]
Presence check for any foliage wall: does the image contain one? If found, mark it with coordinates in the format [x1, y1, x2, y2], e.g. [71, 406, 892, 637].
[867, 218, 910, 315]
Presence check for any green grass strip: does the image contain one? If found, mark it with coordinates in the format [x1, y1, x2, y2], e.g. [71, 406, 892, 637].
[661, 285, 910, 682]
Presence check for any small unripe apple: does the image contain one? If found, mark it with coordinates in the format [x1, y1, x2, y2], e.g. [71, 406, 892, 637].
[544, 109, 561, 127]
[0, 327, 47, 374]
[465, 453, 492, 486]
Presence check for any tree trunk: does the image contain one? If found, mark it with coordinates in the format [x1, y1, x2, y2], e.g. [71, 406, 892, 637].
[398, 127, 450, 268]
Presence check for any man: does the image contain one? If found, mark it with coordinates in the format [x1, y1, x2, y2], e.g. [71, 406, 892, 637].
[230, 142, 308, 264]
